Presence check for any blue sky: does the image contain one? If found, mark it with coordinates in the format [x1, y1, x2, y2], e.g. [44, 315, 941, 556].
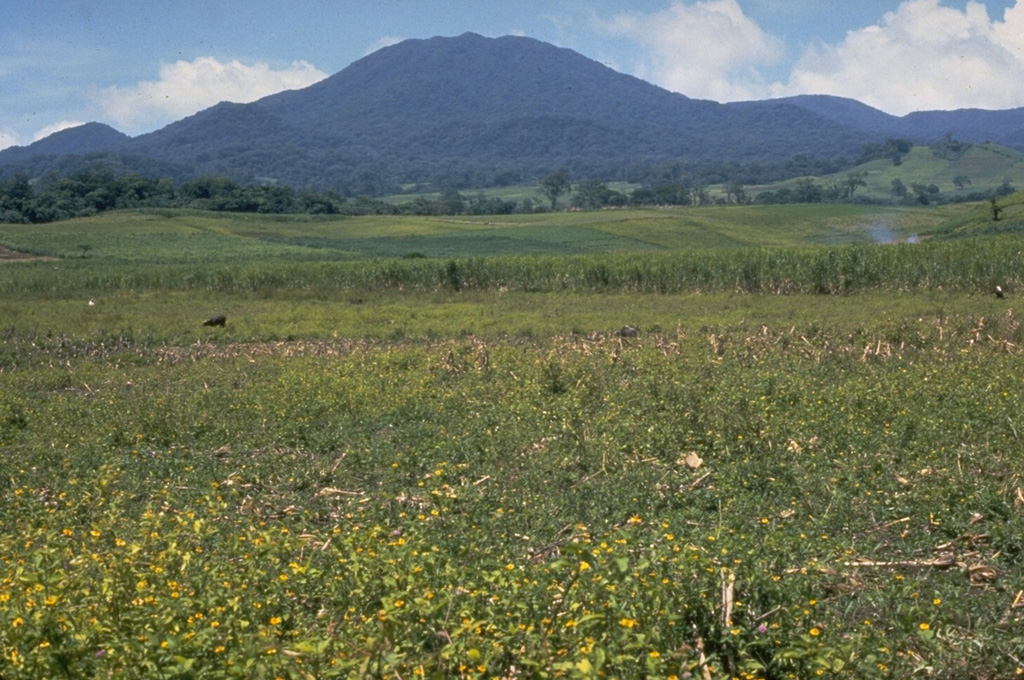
[3, 0, 1024, 150]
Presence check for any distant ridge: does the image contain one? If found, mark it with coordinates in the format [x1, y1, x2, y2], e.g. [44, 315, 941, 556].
[779, 94, 1024, 144]
[0, 123, 130, 164]
[4, 32, 1024, 194]
[772, 95, 905, 135]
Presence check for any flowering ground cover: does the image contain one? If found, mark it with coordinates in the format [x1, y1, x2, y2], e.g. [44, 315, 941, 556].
[2, 310, 1022, 678]
[1, 207, 1023, 677]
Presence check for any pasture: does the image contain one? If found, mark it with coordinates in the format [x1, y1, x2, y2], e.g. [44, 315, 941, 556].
[1, 203, 1023, 678]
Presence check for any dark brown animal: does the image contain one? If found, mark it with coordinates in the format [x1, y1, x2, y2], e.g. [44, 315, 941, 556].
[995, 285, 1005, 299]
[203, 315, 227, 327]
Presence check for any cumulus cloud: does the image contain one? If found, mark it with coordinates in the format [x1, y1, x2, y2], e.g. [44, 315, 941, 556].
[0, 128, 20, 152]
[32, 120, 87, 142]
[597, 0, 785, 102]
[96, 57, 328, 135]
[595, 0, 1024, 113]
[364, 36, 405, 56]
[775, 0, 1024, 114]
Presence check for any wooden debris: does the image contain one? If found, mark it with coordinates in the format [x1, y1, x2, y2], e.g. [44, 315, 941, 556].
[721, 569, 736, 628]
[844, 547, 999, 586]
[685, 471, 712, 492]
[694, 634, 712, 680]
[863, 516, 910, 533]
[968, 564, 998, 584]
[844, 553, 956, 569]
[998, 590, 1024, 625]
[316, 487, 364, 497]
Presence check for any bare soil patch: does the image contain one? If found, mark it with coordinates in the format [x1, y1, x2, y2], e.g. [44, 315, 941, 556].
[0, 245, 58, 262]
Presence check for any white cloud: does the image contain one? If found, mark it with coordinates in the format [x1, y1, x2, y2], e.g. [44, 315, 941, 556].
[364, 36, 404, 56]
[775, 0, 1024, 114]
[33, 120, 86, 142]
[0, 122, 85, 150]
[0, 128, 20, 152]
[597, 0, 785, 102]
[595, 0, 1024, 113]
[96, 57, 328, 135]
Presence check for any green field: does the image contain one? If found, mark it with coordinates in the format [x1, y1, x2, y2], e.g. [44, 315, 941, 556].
[384, 143, 1024, 209]
[2, 203, 1023, 679]
[755, 144, 1024, 203]
[0, 203, 950, 262]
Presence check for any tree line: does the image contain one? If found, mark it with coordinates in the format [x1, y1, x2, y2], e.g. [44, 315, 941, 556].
[0, 165, 731, 224]
[1, 146, 1015, 224]
[0, 168, 346, 224]
[0, 168, 535, 224]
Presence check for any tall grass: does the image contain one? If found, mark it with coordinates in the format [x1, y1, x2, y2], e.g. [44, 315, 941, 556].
[3, 235, 1022, 297]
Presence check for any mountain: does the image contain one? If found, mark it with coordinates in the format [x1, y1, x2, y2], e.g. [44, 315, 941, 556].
[4, 32, 1024, 194]
[774, 95, 906, 135]
[900, 108, 1024, 145]
[779, 94, 1024, 147]
[121, 32, 879, 192]
[0, 123, 130, 164]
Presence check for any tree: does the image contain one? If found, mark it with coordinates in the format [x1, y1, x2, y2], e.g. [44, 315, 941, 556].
[181, 175, 241, 203]
[298, 190, 342, 214]
[0, 173, 32, 222]
[995, 178, 1015, 197]
[628, 186, 656, 206]
[990, 197, 1003, 221]
[859, 138, 912, 166]
[650, 183, 689, 206]
[843, 171, 868, 200]
[439, 189, 466, 215]
[115, 174, 158, 207]
[952, 175, 972, 190]
[0, 173, 32, 205]
[572, 179, 610, 210]
[690, 184, 709, 206]
[725, 180, 746, 204]
[936, 132, 965, 158]
[891, 178, 907, 199]
[539, 170, 570, 210]
[793, 178, 822, 203]
[910, 183, 931, 205]
[824, 181, 845, 202]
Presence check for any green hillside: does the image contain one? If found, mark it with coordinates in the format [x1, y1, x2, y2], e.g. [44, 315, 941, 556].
[921, 189, 1024, 237]
[753, 142, 1024, 202]
[856, 144, 1024, 198]
[386, 143, 1024, 212]
[0, 204, 948, 264]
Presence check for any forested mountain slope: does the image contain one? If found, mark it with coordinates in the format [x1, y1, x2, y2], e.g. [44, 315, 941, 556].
[4, 33, 1024, 194]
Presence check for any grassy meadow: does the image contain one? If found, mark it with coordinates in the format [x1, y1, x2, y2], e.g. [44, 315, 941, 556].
[754, 144, 1024, 203]
[2, 202, 1024, 679]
